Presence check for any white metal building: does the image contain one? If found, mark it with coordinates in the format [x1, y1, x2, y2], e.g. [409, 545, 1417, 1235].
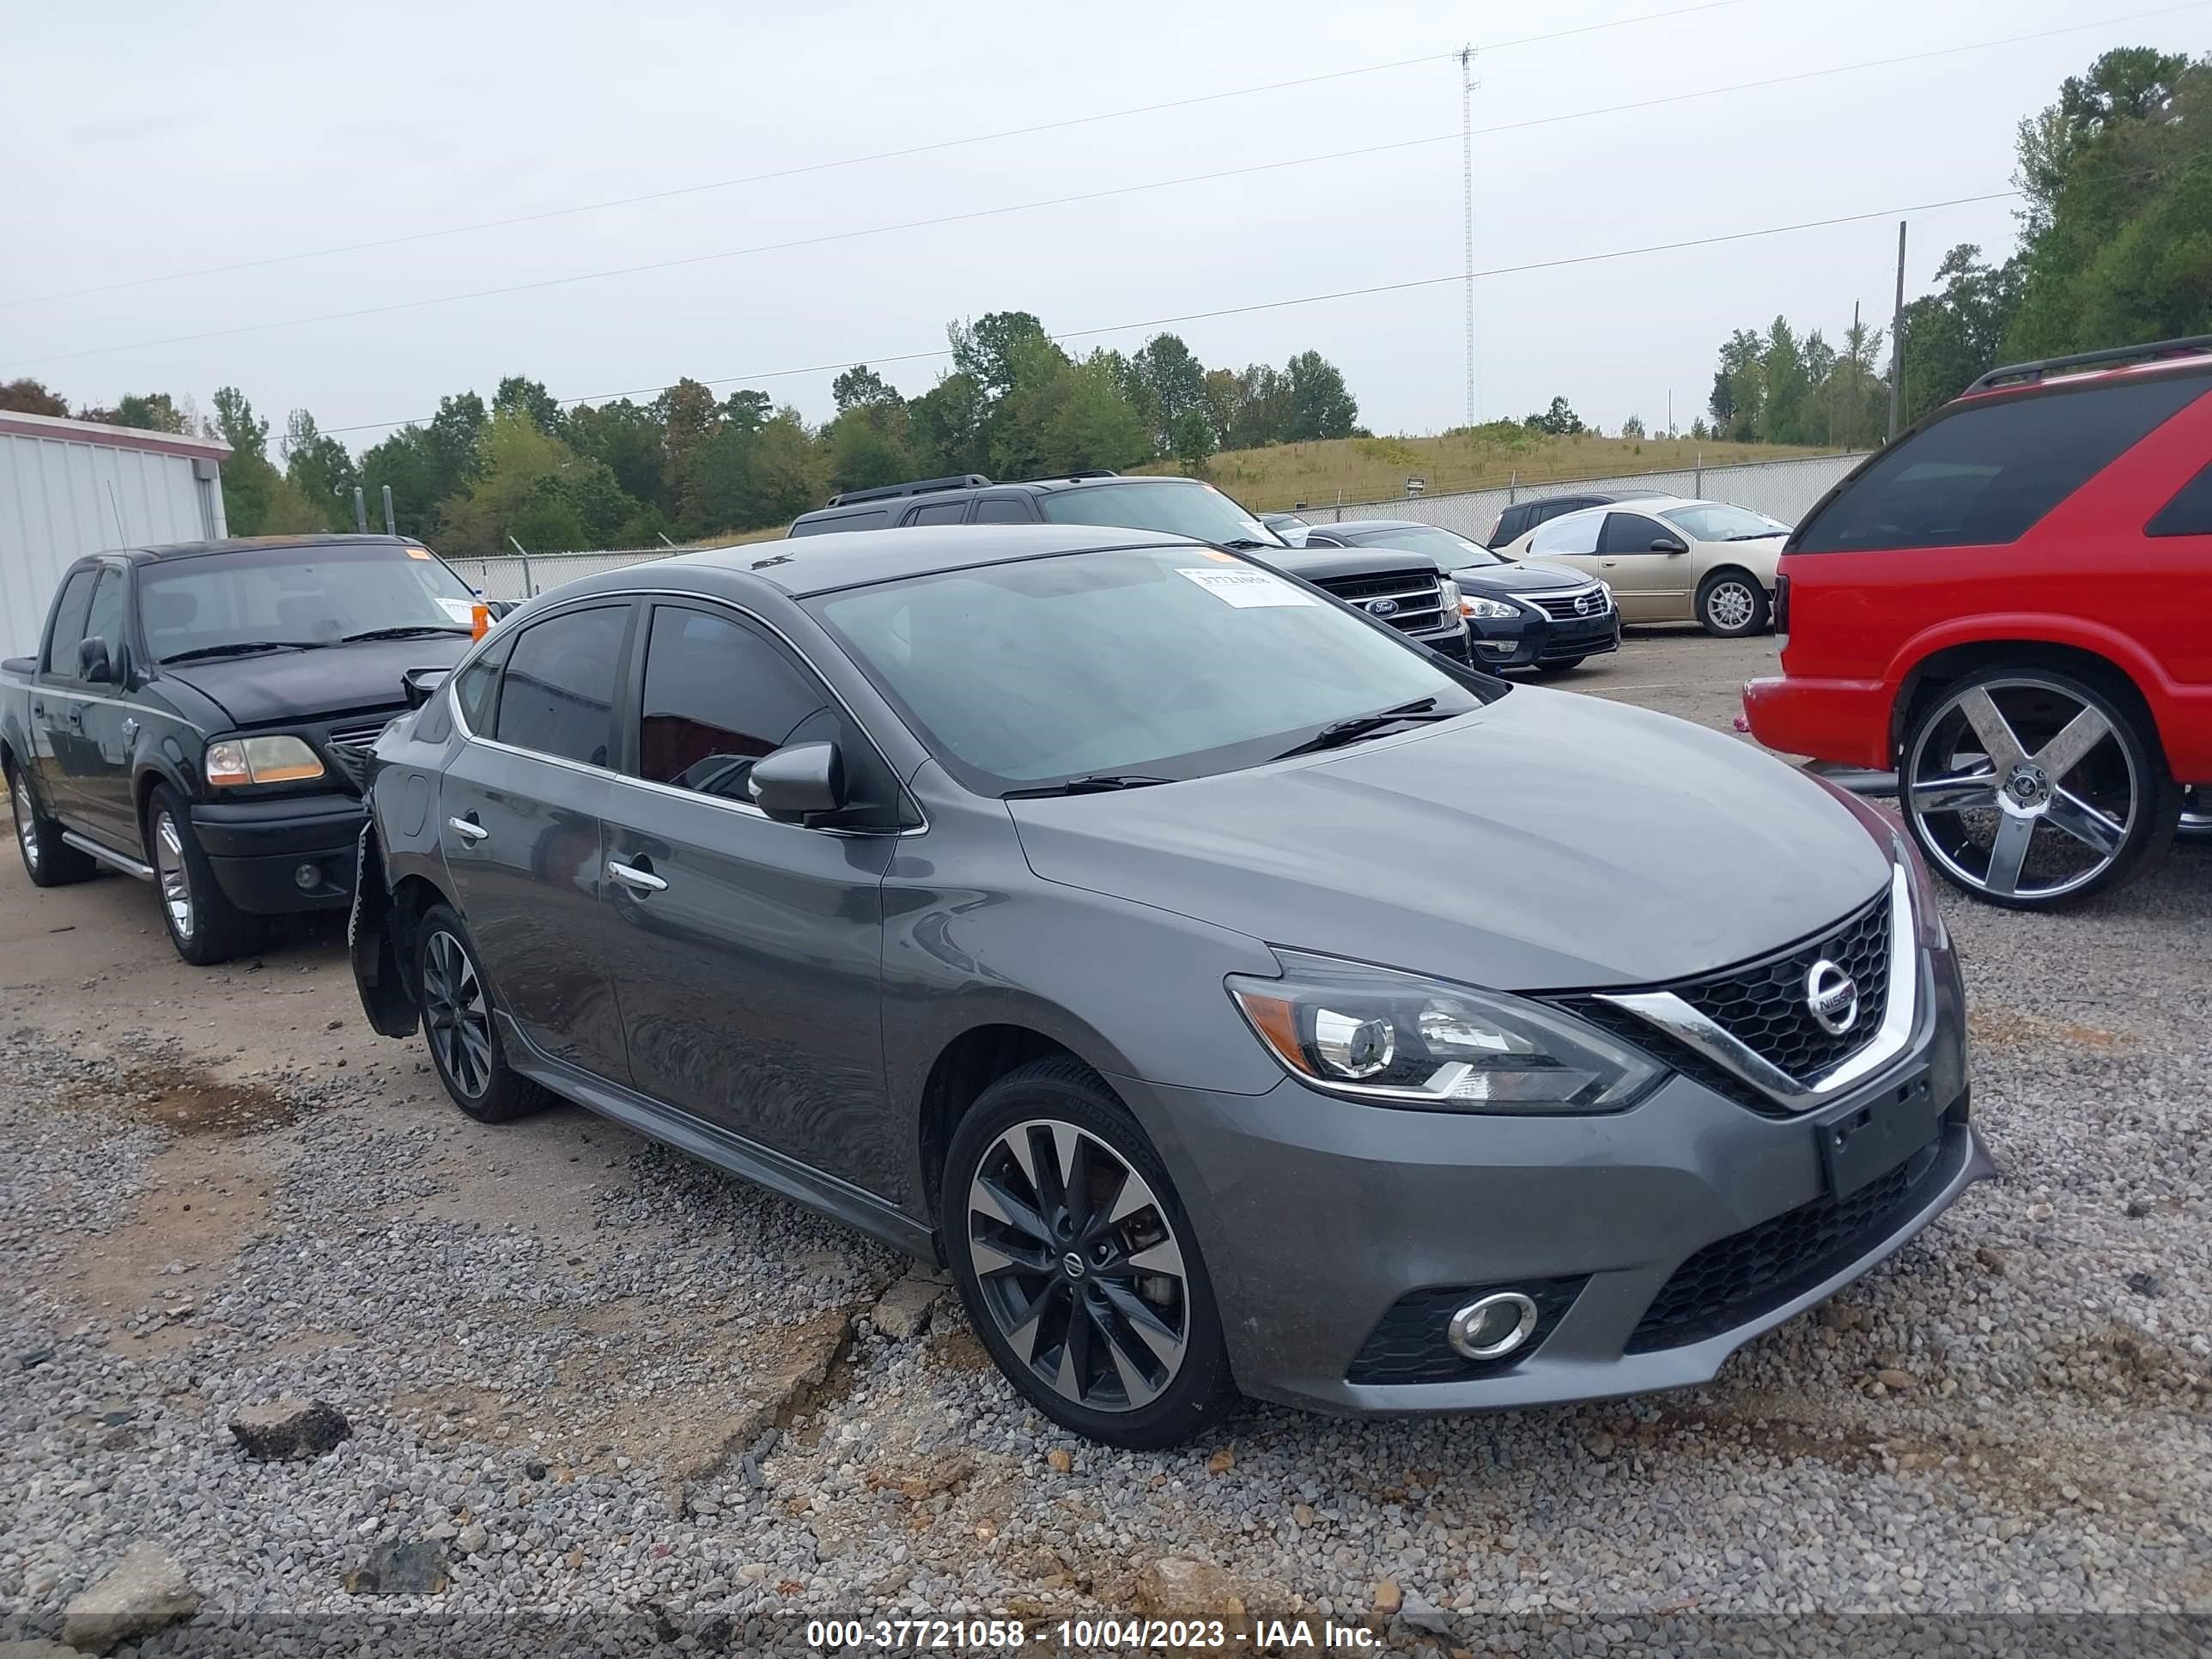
[0, 410, 232, 658]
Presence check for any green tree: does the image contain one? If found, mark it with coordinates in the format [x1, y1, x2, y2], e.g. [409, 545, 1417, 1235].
[1283, 350, 1359, 441]
[824, 406, 917, 495]
[438, 411, 639, 555]
[494, 375, 564, 437]
[1899, 245, 2025, 425]
[906, 371, 988, 476]
[565, 398, 667, 514]
[1130, 333, 1210, 453]
[1620, 414, 1647, 439]
[283, 410, 361, 531]
[360, 392, 488, 541]
[1523, 396, 1585, 436]
[1170, 407, 1217, 473]
[1, 378, 69, 416]
[830, 364, 902, 414]
[684, 410, 823, 534]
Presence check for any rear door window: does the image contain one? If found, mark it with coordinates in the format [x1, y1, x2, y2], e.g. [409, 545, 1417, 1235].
[495, 605, 629, 769]
[2148, 459, 2212, 538]
[974, 498, 1033, 524]
[790, 508, 890, 537]
[1795, 375, 2209, 552]
[1528, 513, 1602, 556]
[906, 501, 969, 526]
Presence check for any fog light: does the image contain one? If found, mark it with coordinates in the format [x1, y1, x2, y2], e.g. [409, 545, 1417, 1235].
[1447, 1291, 1539, 1360]
[294, 862, 321, 891]
[1475, 640, 1516, 657]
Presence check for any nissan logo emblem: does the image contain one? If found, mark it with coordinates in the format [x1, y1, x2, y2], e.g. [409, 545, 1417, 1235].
[1804, 958, 1860, 1036]
[1365, 598, 1400, 618]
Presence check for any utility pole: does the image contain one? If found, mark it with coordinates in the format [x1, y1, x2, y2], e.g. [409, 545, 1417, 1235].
[1887, 221, 1907, 442]
[1458, 45, 1480, 428]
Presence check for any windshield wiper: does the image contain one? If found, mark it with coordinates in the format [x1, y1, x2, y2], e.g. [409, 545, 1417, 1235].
[1272, 697, 1454, 760]
[1725, 532, 1778, 541]
[158, 641, 321, 663]
[1218, 538, 1275, 550]
[340, 624, 475, 642]
[1003, 774, 1176, 799]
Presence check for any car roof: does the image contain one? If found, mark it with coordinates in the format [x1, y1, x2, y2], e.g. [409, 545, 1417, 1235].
[1520, 495, 1711, 532]
[1327, 519, 1474, 535]
[661, 524, 1204, 598]
[119, 533, 429, 563]
[794, 473, 1216, 522]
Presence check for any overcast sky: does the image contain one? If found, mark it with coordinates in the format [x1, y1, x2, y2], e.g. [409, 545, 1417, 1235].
[3, 0, 2199, 451]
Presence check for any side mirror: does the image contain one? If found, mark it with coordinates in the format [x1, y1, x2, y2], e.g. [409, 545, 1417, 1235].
[486, 600, 517, 621]
[748, 741, 845, 823]
[1651, 536, 1689, 555]
[77, 636, 113, 684]
[402, 665, 452, 709]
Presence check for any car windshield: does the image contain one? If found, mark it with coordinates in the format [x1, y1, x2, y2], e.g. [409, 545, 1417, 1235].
[140, 543, 479, 664]
[1352, 524, 1508, 568]
[810, 546, 1490, 794]
[1036, 481, 1286, 548]
[1662, 503, 1788, 542]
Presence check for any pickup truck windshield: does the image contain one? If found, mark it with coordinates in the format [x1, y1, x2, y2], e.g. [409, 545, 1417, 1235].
[811, 545, 1486, 795]
[140, 544, 479, 664]
[1036, 482, 1286, 549]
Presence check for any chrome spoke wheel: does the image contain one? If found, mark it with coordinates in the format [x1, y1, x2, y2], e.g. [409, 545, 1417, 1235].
[153, 811, 193, 939]
[1706, 580, 1756, 632]
[422, 929, 493, 1098]
[966, 1118, 1189, 1414]
[1906, 677, 2138, 902]
[13, 776, 38, 872]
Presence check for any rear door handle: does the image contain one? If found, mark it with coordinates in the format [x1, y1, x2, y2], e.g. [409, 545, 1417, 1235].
[606, 858, 667, 894]
[447, 815, 489, 843]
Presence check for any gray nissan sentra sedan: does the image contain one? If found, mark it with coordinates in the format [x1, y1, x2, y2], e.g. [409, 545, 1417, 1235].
[349, 525, 1991, 1448]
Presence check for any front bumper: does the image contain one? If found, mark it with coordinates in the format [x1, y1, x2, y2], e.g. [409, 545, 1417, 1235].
[1113, 942, 1984, 1414]
[1743, 672, 1893, 769]
[1466, 609, 1620, 670]
[192, 793, 364, 915]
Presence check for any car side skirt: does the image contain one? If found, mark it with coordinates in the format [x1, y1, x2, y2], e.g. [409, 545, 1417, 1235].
[495, 1011, 939, 1264]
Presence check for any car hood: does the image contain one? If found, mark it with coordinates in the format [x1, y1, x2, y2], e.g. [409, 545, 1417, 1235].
[158, 635, 474, 728]
[1008, 689, 1893, 991]
[1449, 560, 1600, 595]
[1255, 544, 1442, 582]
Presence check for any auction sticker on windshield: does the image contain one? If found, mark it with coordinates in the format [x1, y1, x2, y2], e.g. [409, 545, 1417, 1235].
[1176, 567, 1318, 607]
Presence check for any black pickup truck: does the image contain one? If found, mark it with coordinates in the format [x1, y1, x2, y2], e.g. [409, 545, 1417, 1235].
[1, 535, 483, 963]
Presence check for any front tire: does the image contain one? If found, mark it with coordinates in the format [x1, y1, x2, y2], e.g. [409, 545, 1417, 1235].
[146, 784, 265, 964]
[9, 761, 96, 887]
[414, 902, 550, 1123]
[1900, 667, 2178, 909]
[1696, 569, 1770, 637]
[943, 1058, 1237, 1449]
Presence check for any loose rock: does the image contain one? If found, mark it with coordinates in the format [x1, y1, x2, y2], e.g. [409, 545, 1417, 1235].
[228, 1397, 352, 1461]
[61, 1543, 200, 1654]
[343, 1539, 449, 1597]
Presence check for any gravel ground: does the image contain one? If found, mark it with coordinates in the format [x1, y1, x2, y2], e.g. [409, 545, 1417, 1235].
[2, 635, 2209, 1656]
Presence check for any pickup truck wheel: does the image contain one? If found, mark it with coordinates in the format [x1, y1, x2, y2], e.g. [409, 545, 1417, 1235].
[415, 903, 550, 1123]
[146, 784, 265, 965]
[944, 1058, 1237, 1449]
[9, 763, 97, 887]
[1901, 668, 2179, 908]
[1696, 569, 1770, 637]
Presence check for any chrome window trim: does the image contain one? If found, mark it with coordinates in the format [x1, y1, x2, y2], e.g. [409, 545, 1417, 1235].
[447, 589, 927, 838]
[1594, 864, 1918, 1114]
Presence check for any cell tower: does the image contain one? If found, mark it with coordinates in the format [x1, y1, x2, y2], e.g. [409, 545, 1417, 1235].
[1459, 44, 1480, 427]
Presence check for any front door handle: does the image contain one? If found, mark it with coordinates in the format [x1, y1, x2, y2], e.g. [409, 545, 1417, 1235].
[606, 858, 667, 894]
[447, 815, 489, 843]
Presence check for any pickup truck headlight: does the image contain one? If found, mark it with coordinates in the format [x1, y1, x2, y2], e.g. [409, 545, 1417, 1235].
[1460, 595, 1523, 620]
[1437, 577, 1462, 616]
[1228, 950, 1662, 1112]
[205, 736, 325, 787]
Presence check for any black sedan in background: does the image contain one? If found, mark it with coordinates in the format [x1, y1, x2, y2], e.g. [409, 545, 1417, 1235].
[1297, 520, 1620, 675]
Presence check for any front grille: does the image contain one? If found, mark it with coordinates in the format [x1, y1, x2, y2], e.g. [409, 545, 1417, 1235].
[1313, 568, 1447, 634]
[1524, 586, 1611, 621]
[1675, 893, 1891, 1083]
[1559, 997, 1771, 1112]
[1626, 1146, 1942, 1352]
[320, 720, 393, 793]
[1346, 1276, 1585, 1385]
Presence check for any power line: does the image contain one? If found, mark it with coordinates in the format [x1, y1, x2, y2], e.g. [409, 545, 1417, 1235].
[0, 0, 1755, 311]
[10, 3, 2191, 375]
[321, 190, 2021, 438]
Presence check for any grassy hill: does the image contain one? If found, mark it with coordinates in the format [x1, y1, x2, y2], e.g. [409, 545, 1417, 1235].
[1137, 433, 1838, 514]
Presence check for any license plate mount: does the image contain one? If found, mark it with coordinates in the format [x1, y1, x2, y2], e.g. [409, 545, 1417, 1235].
[1816, 1069, 1941, 1200]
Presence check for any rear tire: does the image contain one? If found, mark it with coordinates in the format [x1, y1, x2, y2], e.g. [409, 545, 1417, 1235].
[8, 760, 96, 887]
[414, 902, 551, 1123]
[146, 784, 265, 964]
[1696, 569, 1770, 637]
[1899, 666, 2178, 909]
[943, 1058, 1237, 1449]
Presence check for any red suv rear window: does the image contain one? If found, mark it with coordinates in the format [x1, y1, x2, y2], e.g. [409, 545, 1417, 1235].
[1793, 373, 2209, 553]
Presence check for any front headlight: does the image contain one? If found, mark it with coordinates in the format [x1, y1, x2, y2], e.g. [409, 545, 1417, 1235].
[1437, 577, 1462, 615]
[1227, 950, 1662, 1112]
[205, 735, 326, 787]
[1460, 595, 1523, 621]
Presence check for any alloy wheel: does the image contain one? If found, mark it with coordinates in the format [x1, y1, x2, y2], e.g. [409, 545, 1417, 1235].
[422, 929, 494, 1098]
[1705, 579, 1757, 632]
[153, 811, 193, 939]
[1905, 678, 2138, 902]
[965, 1118, 1189, 1413]
[13, 776, 38, 872]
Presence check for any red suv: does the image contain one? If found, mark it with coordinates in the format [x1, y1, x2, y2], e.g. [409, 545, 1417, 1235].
[1744, 336, 2212, 909]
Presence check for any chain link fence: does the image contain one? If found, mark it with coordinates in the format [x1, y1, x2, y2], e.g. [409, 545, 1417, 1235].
[442, 452, 1868, 601]
[1311, 450, 1866, 543]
